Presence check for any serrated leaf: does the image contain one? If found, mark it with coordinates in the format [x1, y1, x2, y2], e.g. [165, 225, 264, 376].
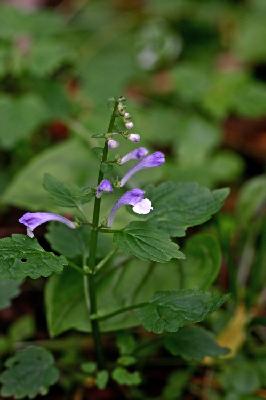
[0, 234, 67, 280]
[43, 173, 93, 208]
[137, 290, 228, 334]
[112, 367, 141, 386]
[147, 182, 229, 236]
[114, 222, 185, 263]
[0, 280, 21, 310]
[96, 370, 109, 390]
[164, 326, 229, 360]
[0, 346, 59, 399]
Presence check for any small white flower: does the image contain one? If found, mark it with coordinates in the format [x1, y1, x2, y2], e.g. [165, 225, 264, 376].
[132, 198, 153, 215]
[124, 112, 130, 119]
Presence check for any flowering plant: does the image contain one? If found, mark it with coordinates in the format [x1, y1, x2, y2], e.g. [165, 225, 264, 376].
[0, 97, 230, 397]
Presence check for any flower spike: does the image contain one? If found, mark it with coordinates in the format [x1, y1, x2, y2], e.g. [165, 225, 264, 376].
[119, 147, 149, 165]
[120, 151, 165, 187]
[19, 212, 76, 238]
[96, 179, 113, 198]
[107, 188, 153, 226]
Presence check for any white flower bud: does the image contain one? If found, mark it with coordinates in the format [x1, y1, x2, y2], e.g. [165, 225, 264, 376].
[125, 121, 134, 130]
[128, 133, 140, 142]
[124, 112, 130, 119]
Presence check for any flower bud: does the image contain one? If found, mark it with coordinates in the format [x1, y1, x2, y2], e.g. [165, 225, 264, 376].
[125, 121, 134, 130]
[128, 133, 140, 142]
[108, 139, 119, 149]
[96, 179, 113, 198]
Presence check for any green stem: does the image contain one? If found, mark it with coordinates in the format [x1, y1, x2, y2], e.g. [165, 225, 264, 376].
[90, 302, 148, 322]
[68, 261, 86, 275]
[99, 228, 121, 234]
[84, 100, 118, 369]
[94, 247, 117, 274]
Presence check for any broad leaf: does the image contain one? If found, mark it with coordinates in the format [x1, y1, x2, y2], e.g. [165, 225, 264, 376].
[0, 94, 49, 149]
[0, 234, 67, 280]
[181, 233, 221, 289]
[45, 258, 186, 335]
[45, 223, 112, 259]
[147, 181, 229, 236]
[114, 222, 185, 263]
[43, 173, 93, 208]
[164, 326, 228, 360]
[0, 280, 21, 310]
[2, 139, 96, 211]
[137, 290, 228, 334]
[0, 346, 59, 399]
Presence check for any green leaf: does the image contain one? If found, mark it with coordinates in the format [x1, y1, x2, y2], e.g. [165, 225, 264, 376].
[43, 173, 93, 208]
[112, 367, 141, 386]
[163, 371, 190, 400]
[0, 346, 59, 399]
[0, 234, 67, 280]
[0, 94, 49, 149]
[114, 222, 185, 263]
[219, 361, 261, 395]
[2, 139, 96, 211]
[45, 256, 186, 335]
[147, 182, 229, 236]
[164, 326, 228, 360]
[81, 362, 97, 374]
[96, 370, 109, 390]
[137, 290, 228, 334]
[8, 315, 36, 343]
[182, 233, 221, 289]
[237, 175, 266, 226]
[45, 223, 91, 259]
[0, 280, 21, 310]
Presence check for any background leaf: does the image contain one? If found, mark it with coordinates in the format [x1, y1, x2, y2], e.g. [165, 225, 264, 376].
[164, 326, 228, 360]
[0, 280, 21, 310]
[0, 346, 59, 399]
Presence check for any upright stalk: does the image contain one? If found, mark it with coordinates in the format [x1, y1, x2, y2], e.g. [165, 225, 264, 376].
[84, 100, 118, 368]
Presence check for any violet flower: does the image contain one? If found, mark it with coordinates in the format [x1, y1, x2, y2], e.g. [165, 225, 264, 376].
[128, 133, 140, 143]
[19, 212, 76, 238]
[96, 179, 113, 198]
[108, 139, 119, 149]
[119, 147, 149, 165]
[107, 188, 153, 226]
[120, 151, 165, 187]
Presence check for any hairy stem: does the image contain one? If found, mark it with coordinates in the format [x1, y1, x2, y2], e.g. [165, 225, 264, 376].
[84, 100, 118, 369]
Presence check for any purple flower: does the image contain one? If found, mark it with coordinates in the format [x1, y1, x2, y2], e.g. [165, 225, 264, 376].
[19, 212, 76, 238]
[108, 139, 119, 149]
[119, 147, 149, 165]
[96, 179, 113, 198]
[128, 133, 140, 142]
[107, 188, 153, 226]
[120, 151, 165, 187]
